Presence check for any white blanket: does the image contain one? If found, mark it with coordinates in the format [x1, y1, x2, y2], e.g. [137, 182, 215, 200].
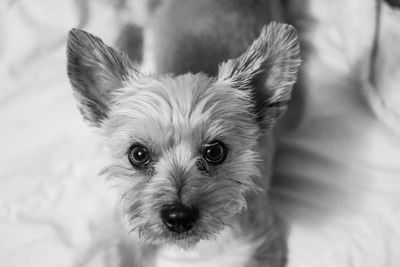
[1, 1, 399, 266]
[274, 1, 400, 266]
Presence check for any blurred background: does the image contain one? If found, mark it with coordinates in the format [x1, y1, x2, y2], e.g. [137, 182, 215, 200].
[1, 0, 400, 266]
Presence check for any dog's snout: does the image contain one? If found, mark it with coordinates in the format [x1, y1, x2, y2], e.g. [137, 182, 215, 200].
[160, 203, 199, 233]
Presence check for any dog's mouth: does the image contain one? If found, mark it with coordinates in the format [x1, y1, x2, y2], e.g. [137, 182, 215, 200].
[169, 228, 198, 241]
[131, 211, 228, 249]
[127, 200, 236, 247]
[163, 225, 211, 249]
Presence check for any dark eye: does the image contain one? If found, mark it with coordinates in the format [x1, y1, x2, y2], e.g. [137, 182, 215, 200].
[128, 144, 150, 168]
[203, 141, 227, 165]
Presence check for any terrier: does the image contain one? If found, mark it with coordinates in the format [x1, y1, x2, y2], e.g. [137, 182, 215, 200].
[66, 6, 300, 266]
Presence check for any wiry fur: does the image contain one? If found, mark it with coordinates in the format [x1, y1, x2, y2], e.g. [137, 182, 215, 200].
[101, 74, 261, 248]
[67, 21, 300, 267]
[218, 22, 301, 129]
[67, 29, 134, 126]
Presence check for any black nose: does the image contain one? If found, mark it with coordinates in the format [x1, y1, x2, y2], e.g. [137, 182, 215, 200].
[160, 203, 199, 233]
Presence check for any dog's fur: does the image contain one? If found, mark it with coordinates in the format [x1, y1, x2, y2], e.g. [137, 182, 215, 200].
[66, 1, 300, 266]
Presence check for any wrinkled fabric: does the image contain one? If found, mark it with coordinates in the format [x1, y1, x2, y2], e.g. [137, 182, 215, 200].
[273, 1, 400, 266]
[0, 1, 123, 266]
[1, 1, 400, 267]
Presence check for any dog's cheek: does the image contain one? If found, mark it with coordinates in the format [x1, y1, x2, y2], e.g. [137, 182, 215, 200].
[120, 182, 166, 240]
[194, 171, 249, 214]
[199, 181, 247, 233]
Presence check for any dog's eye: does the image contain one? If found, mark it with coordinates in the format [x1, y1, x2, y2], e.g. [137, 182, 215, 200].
[128, 144, 150, 168]
[203, 141, 227, 165]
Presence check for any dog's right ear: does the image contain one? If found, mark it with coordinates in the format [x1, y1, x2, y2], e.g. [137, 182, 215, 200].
[67, 29, 135, 126]
[217, 22, 301, 131]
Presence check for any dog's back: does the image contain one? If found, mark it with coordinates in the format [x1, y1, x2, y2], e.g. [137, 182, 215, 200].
[143, 0, 281, 75]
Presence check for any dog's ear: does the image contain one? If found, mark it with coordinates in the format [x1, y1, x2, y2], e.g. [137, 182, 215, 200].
[217, 22, 301, 130]
[67, 29, 135, 126]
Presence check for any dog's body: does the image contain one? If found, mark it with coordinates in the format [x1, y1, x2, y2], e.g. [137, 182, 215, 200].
[142, 0, 282, 75]
[66, 1, 300, 266]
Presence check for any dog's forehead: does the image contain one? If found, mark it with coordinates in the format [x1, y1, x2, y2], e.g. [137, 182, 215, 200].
[105, 73, 256, 151]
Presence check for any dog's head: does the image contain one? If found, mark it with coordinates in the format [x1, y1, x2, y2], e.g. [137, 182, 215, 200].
[66, 22, 300, 248]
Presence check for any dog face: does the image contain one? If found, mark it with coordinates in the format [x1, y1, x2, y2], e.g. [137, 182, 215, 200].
[66, 22, 300, 248]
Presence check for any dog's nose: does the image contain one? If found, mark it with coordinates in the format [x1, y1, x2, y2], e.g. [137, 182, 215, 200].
[160, 203, 199, 233]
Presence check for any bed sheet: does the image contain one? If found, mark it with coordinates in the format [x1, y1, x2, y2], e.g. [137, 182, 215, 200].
[1, 1, 400, 267]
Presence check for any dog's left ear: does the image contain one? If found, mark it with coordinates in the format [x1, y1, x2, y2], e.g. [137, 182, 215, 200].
[67, 29, 136, 126]
[217, 22, 301, 130]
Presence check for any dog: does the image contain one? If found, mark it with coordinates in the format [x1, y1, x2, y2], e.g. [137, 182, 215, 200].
[66, 1, 300, 266]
